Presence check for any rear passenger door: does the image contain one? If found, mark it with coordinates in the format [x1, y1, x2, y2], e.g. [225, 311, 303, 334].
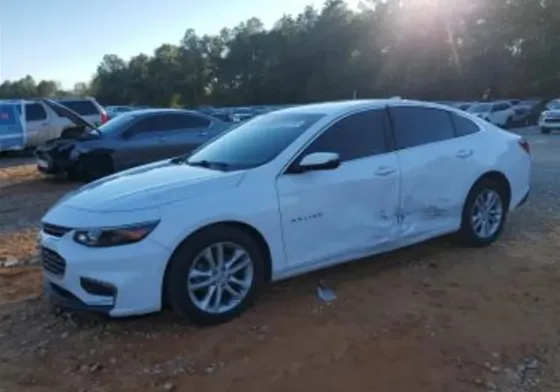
[25, 103, 51, 147]
[388, 105, 482, 241]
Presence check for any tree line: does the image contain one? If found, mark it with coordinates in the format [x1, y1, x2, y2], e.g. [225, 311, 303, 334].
[1, 0, 559, 107]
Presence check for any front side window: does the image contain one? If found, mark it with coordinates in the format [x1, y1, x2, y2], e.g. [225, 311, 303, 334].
[300, 109, 389, 162]
[186, 111, 325, 170]
[96, 113, 135, 136]
[390, 106, 455, 149]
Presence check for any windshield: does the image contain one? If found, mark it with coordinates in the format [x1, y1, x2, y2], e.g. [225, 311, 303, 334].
[468, 103, 491, 113]
[187, 111, 325, 170]
[547, 100, 560, 110]
[94, 113, 135, 135]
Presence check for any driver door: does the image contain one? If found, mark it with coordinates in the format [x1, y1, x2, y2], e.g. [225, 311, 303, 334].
[275, 108, 401, 270]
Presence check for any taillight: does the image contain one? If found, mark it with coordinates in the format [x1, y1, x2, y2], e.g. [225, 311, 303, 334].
[100, 110, 108, 124]
[518, 138, 530, 154]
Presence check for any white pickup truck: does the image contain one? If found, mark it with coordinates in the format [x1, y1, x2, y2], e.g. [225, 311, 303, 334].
[0, 97, 107, 153]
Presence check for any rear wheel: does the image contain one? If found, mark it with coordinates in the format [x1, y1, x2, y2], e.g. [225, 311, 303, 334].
[164, 225, 265, 325]
[540, 127, 551, 134]
[458, 179, 508, 247]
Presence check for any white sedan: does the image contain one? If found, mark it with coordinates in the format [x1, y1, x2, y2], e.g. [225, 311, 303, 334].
[39, 99, 531, 325]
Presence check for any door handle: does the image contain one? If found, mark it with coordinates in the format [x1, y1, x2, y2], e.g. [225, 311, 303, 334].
[455, 149, 473, 159]
[158, 137, 167, 142]
[198, 131, 208, 136]
[374, 166, 396, 177]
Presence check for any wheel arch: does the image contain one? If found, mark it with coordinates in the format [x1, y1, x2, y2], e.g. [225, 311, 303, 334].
[468, 170, 511, 210]
[161, 220, 273, 307]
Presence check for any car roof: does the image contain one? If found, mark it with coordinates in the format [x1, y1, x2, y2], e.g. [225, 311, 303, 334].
[271, 99, 456, 117]
[127, 108, 207, 117]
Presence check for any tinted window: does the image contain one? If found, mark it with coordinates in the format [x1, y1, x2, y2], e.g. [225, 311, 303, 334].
[129, 114, 173, 134]
[451, 113, 480, 137]
[25, 103, 47, 121]
[57, 100, 99, 116]
[390, 106, 454, 149]
[302, 109, 388, 162]
[187, 112, 325, 170]
[170, 113, 211, 129]
[96, 114, 135, 136]
[492, 103, 510, 112]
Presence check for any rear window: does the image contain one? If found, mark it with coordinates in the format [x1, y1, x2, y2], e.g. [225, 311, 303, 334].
[57, 100, 99, 116]
[0, 105, 17, 125]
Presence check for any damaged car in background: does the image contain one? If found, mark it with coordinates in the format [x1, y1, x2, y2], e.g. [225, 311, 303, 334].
[34, 99, 230, 181]
[39, 99, 531, 325]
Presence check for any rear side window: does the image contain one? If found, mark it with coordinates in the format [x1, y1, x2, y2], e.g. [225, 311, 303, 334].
[57, 100, 99, 116]
[390, 106, 454, 149]
[170, 113, 211, 129]
[302, 109, 389, 162]
[25, 103, 47, 121]
[451, 113, 480, 137]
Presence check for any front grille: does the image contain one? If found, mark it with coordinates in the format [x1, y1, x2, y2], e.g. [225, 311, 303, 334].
[544, 116, 560, 123]
[42, 223, 72, 238]
[41, 247, 66, 277]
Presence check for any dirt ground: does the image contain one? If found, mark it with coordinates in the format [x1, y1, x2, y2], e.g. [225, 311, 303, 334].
[1, 132, 560, 392]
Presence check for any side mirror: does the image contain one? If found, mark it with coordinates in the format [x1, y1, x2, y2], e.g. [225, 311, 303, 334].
[289, 152, 340, 174]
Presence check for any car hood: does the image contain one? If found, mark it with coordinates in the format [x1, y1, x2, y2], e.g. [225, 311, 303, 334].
[56, 161, 246, 212]
[42, 98, 97, 130]
[543, 109, 560, 115]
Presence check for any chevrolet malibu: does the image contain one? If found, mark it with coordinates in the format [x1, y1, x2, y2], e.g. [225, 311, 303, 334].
[40, 100, 531, 325]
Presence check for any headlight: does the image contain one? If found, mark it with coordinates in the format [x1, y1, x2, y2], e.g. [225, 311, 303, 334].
[73, 221, 159, 247]
[539, 111, 548, 122]
[69, 148, 82, 160]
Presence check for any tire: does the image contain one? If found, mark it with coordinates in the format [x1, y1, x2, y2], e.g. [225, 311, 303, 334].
[540, 127, 551, 134]
[457, 178, 508, 247]
[83, 155, 114, 182]
[164, 225, 266, 325]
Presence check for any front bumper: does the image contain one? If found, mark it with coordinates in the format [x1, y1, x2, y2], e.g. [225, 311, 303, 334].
[34, 147, 77, 174]
[40, 229, 172, 317]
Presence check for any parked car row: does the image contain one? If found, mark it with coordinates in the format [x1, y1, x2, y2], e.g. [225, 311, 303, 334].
[437, 98, 555, 131]
[35, 100, 231, 181]
[39, 99, 531, 325]
[0, 97, 107, 153]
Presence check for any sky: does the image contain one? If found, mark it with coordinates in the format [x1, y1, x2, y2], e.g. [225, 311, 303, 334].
[0, 0, 359, 89]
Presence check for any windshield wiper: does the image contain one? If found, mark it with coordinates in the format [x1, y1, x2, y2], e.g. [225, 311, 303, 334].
[186, 160, 230, 170]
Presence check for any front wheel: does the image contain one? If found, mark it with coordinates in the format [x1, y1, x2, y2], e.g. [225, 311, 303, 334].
[458, 179, 508, 247]
[541, 127, 551, 134]
[82, 155, 114, 182]
[164, 225, 265, 325]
